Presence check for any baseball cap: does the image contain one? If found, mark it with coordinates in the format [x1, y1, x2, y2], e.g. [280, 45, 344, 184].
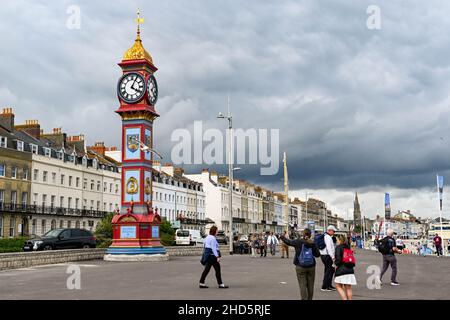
[327, 225, 337, 232]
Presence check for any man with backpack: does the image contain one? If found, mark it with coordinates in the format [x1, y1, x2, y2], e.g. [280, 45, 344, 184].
[316, 225, 337, 292]
[280, 228, 320, 300]
[377, 228, 401, 286]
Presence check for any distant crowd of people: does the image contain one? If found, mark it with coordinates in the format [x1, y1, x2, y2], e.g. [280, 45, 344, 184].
[198, 224, 446, 300]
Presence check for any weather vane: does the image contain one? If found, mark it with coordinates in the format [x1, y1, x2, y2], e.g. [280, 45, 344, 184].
[135, 9, 144, 35]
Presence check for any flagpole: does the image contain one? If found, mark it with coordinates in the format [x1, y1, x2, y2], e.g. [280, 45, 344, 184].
[437, 175, 444, 252]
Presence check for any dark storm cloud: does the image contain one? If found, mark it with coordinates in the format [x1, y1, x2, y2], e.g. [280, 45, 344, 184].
[2, 0, 450, 194]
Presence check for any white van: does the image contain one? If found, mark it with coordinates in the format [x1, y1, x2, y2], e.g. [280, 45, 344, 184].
[175, 229, 204, 246]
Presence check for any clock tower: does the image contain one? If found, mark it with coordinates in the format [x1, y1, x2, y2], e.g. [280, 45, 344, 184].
[105, 11, 168, 261]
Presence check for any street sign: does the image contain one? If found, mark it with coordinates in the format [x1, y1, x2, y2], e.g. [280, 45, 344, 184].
[171, 221, 181, 229]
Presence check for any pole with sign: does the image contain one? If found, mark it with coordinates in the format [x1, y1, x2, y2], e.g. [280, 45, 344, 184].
[437, 175, 444, 244]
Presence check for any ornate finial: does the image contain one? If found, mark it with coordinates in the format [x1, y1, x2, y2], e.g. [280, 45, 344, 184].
[135, 9, 144, 40]
[123, 9, 153, 63]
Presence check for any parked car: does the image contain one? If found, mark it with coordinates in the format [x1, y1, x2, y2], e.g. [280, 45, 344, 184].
[175, 229, 204, 246]
[216, 230, 228, 245]
[23, 228, 97, 251]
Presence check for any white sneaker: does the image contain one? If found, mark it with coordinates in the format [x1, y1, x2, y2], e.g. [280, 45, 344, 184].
[391, 281, 400, 286]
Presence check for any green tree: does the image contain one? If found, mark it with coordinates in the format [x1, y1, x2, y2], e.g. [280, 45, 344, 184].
[95, 212, 114, 248]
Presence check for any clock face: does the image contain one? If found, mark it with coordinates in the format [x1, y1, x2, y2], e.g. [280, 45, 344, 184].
[118, 73, 147, 104]
[147, 74, 158, 105]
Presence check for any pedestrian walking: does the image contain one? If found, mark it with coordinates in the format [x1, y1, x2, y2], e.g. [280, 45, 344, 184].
[377, 228, 401, 286]
[199, 226, 229, 289]
[334, 234, 357, 300]
[317, 225, 337, 292]
[421, 237, 428, 256]
[250, 233, 257, 258]
[260, 233, 267, 258]
[281, 230, 290, 259]
[280, 228, 320, 300]
[267, 231, 279, 256]
[433, 233, 443, 257]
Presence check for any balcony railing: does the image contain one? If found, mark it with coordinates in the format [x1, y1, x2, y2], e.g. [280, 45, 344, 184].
[0, 202, 107, 218]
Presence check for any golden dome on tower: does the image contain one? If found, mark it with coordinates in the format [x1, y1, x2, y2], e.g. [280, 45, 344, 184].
[123, 10, 153, 64]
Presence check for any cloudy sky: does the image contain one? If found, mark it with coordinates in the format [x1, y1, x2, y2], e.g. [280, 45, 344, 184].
[1, 1, 450, 219]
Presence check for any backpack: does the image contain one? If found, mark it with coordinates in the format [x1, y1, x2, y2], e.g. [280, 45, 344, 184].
[298, 244, 315, 267]
[314, 233, 327, 250]
[342, 248, 356, 266]
[377, 237, 391, 255]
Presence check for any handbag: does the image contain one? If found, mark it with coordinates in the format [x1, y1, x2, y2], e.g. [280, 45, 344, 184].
[200, 247, 213, 265]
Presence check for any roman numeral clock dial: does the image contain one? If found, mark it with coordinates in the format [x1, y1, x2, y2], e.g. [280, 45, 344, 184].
[118, 72, 147, 103]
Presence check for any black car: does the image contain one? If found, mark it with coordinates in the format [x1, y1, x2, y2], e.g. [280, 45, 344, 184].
[216, 230, 228, 245]
[23, 228, 97, 251]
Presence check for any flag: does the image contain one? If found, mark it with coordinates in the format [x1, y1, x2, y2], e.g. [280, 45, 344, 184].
[437, 175, 444, 211]
[384, 193, 391, 219]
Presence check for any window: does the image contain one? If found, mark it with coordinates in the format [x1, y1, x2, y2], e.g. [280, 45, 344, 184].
[52, 172, 56, 184]
[82, 221, 86, 229]
[33, 169, 38, 181]
[0, 164, 4, 177]
[69, 176, 72, 186]
[76, 221, 80, 228]
[0, 216, 3, 237]
[50, 195, 55, 208]
[83, 199, 87, 210]
[44, 148, 51, 157]
[76, 177, 80, 188]
[11, 167, 17, 179]
[31, 219, 36, 235]
[21, 192, 27, 207]
[97, 201, 100, 211]
[83, 179, 87, 189]
[57, 151, 63, 160]
[41, 219, 47, 234]
[51, 219, 56, 230]
[97, 181, 100, 191]
[60, 174, 65, 185]
[0, 136, 7, 148]
[33, 193, 37, 206]
[42, 194, 47, 207]
[17, 140, 24, 151]
[68, 197, 72, 209]
[11, 191, 17, 209]
[75, 198, 80, 209]
[23, 168, 28, 180]
[109, 183, 113, 193]
[60, 196, 64, 207]
[90, 200, 94, 210]
[104, 182, 107, 192]
[67, 221, 71, 228]
[91, 180, 94, 190]
[103, 202, 106, 210]
[9, 216, 15, 237]
[43, 171, 48, 182]
[109, 203, 112, 212]
[0, 190, 4, 209]
[59, 220, 64, 228]
[31, 144, 38, 154]
[115, 185, 119, 194]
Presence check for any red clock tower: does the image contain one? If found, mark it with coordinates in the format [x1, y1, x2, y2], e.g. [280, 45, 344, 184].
[105, 11, 168, 260]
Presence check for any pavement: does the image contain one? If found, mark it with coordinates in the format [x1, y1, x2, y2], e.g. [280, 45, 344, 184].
[1, 249, 449, 300]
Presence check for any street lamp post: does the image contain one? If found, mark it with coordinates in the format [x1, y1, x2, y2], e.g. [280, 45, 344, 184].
[218, 97, 234, 255]
[305, 191, 313, 229]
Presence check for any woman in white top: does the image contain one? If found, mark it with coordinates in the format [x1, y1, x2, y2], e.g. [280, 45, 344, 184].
[199, 226, 229, 289]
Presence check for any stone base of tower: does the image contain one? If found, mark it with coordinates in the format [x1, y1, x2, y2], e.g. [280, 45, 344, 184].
[104, 251, 169, 262]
